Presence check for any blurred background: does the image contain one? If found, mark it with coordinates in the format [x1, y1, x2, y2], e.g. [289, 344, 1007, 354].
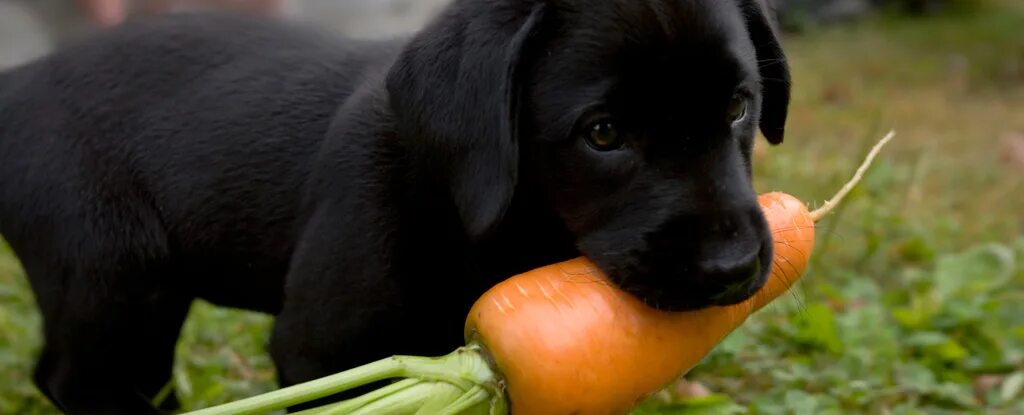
[1, 0, 1022, 414]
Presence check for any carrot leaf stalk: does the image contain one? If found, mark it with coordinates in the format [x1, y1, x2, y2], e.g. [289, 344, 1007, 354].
[183, 343, 505, 415]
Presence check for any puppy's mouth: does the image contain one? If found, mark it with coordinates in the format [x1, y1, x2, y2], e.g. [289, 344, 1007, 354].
[613, 272, 764, 312]
[587, 242, 772, 312]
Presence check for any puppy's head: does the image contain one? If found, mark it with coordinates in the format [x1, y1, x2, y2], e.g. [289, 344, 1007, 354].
[387, 0, 791, 311]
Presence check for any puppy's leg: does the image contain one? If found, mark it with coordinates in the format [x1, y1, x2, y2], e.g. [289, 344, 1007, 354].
[31, 271, 192, 415]
[4, 163, 191, 413]
[32, 286, 192, 414]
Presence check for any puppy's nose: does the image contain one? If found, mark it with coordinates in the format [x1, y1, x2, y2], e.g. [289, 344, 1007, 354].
[702, 247, 762, 306]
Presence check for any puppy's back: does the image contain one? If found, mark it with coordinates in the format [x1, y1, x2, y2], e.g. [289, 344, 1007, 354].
[0, 13, 401, 263]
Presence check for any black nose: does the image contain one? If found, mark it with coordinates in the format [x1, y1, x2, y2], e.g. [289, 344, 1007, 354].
[702, 247, 762, 306]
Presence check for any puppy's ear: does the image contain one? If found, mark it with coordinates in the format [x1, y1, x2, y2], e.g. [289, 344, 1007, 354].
[386, 0, 546, 240]
[740, 0, 791, 145]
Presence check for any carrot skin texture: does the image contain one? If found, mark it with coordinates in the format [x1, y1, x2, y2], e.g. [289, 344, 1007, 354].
[464, 192, 816, 415]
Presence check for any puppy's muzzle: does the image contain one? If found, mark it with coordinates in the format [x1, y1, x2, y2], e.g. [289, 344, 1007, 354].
[702, 241, 766, 306]
[690, 206, 772, 307]
[629, 205, 773, 311]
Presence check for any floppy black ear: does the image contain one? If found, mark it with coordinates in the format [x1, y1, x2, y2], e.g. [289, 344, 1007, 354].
[740, 0, 791, 145]
[386, 1, 546, 240]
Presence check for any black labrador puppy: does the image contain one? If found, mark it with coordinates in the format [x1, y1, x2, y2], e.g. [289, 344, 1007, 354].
[0, 0, 790, 413]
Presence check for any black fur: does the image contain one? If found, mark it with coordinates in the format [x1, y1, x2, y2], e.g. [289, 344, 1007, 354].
[0, 0, 790, 413]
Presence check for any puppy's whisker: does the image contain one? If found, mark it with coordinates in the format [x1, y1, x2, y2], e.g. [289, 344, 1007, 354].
[756, 58, 788, 65]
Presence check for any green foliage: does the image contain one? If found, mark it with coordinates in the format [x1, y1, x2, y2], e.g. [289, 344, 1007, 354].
[633, 394, 745, 415]
[170, 301, 276, 411]
[0, 240, 47, 414]
[1, 1, 1023, 413]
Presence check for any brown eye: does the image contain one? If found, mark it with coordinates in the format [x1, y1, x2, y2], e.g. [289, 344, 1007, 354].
[586, 121, 622, 151]
[727, 95, 748, 123]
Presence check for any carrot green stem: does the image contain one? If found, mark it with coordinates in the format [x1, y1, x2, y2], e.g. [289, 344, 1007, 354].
[291, 401, 348, 415]
[182, 344, 503, 415]
[311, 379, 423, 415]
[344, 382, 456, 415]
[412, 382, 479, 415]
[808, 130, 895, 222]
[439, 386, 493, 415]
[184, 357, 399, 415]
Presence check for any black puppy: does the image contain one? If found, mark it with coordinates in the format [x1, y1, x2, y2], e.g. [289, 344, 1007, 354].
[0, 0, 790, 413]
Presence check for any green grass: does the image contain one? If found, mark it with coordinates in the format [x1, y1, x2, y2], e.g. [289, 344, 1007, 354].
[2, 2, 1024, 413]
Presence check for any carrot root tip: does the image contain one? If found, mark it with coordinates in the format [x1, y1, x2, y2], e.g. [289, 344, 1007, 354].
[808, 130, 896, 222]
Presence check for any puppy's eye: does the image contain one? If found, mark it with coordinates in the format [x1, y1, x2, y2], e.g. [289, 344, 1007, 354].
[727, 95, 748, 123]
[585, 121, 623, 151]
